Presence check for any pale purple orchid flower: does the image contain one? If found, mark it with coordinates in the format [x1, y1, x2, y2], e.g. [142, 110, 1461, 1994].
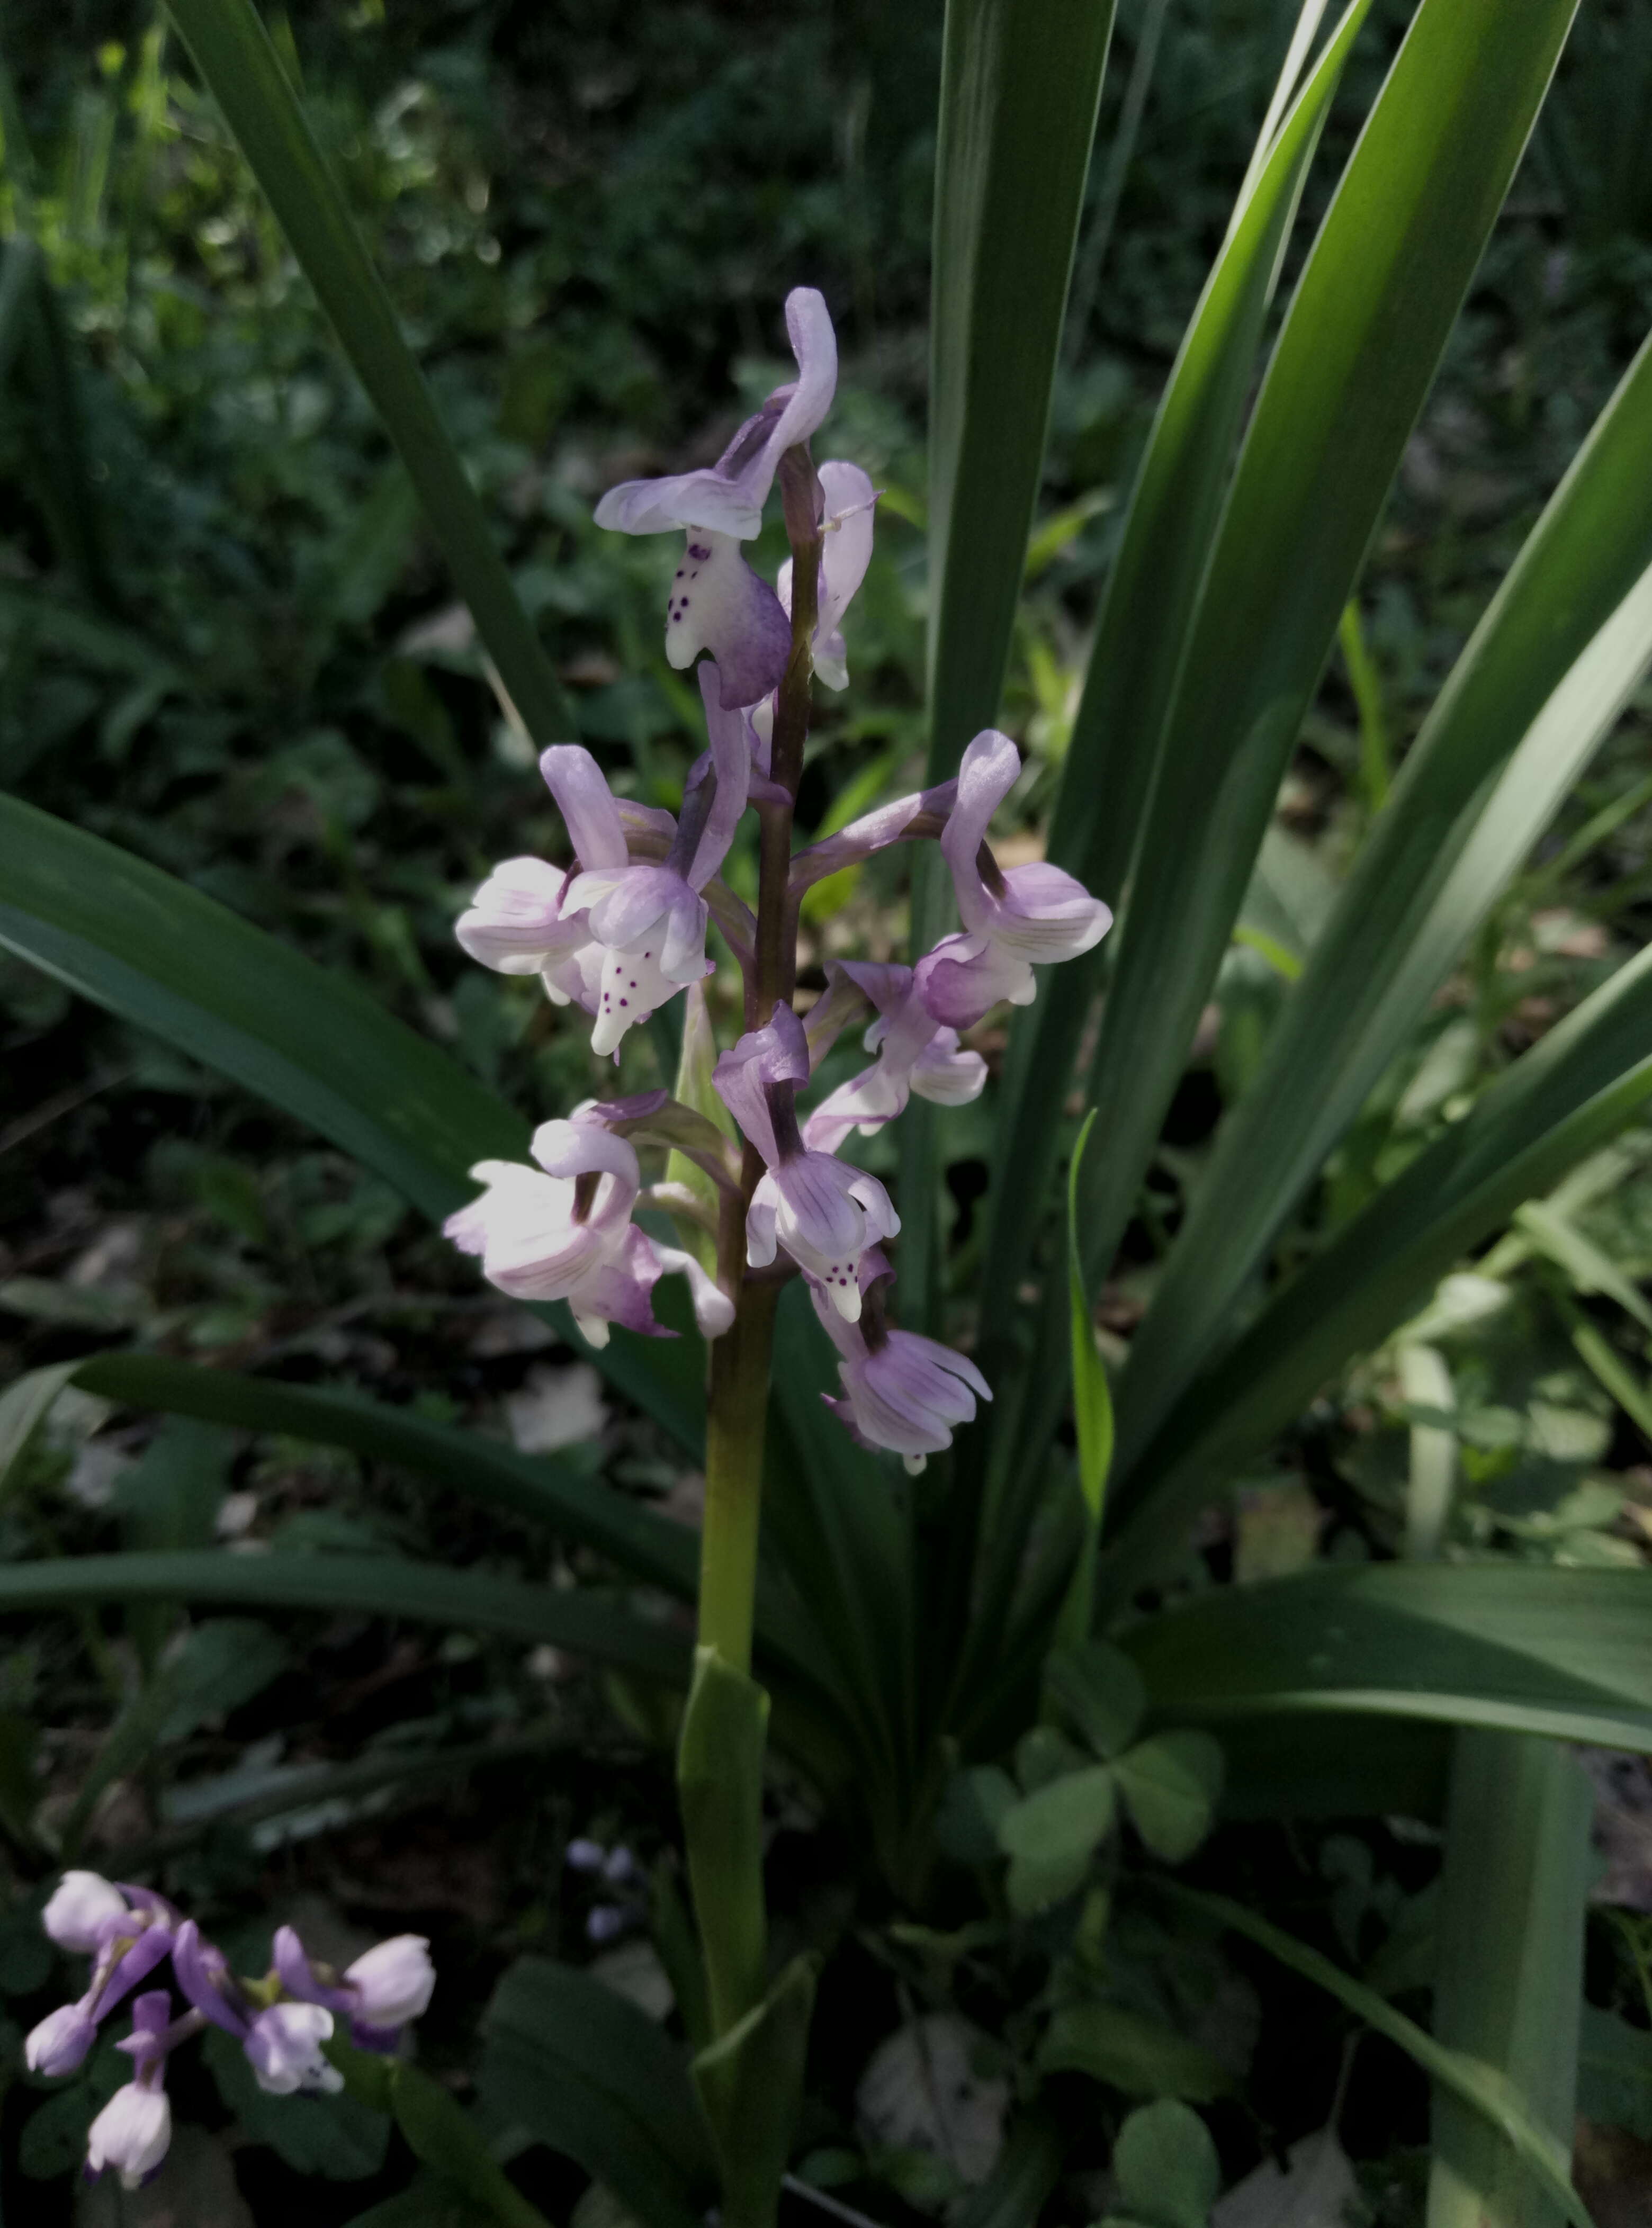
[540, 672, 749, 1057]
[85, 1992, 181, 2189]
[803, 962, 986, 1155]
[713, 1003, 898, 1317]
[273, 1927, 435, 2049]
[917, 730, 1112, 1028]
[25, 1874, 177, 2078]
[812, 1251, 991, 1472]
[777, 460, 877, 690]
[445, 1111, 733, 1346]
[595, 289, 838, 709]
[174, 1922, 343, 2095]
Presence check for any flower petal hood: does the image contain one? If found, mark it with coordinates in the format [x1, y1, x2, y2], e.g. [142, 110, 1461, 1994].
[594, 289, 837, 540]
[941, 730, 1112, 962]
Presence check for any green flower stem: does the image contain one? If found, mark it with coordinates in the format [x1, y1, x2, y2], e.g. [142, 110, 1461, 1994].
[697, 1274, 779, 1680]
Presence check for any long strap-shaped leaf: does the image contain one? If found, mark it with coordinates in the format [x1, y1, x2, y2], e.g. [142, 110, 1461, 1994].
[1152, 1881, 1595, 2228]
[977, 0, 1373, 1355]
[1117, 320, 1652, 1471]
[1428, 1733, 1592, 2226]
[0, 797, 706, 1452]
[903, 0, 1116, 1322]
[1102, 938, 1652, 1595]
[0, 1551, 690, 1683]
[163, 0, 573, 745]
[68, 1353, 699, 1596]
[1069, 0, 1578, 1305]
[1126, 1562, 1652, 1754]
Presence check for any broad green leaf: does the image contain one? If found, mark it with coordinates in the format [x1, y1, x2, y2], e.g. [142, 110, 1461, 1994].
[1045, 1640, 1147, 1760]
[1118, 325, 1652, 1466]
[1516, 1199, 1652, 1337]
[1037, 2002, 1232, 2103]
[0, 797, 704, 1452]
[996, 1763, 1117, 1866]
[1111, 1731, 1224, 1863]
[978, 0, 1375, 1366]
[1105, 941, 1652, 1593]
[480, 1956, 713, 2228]
[0, 1551, 689, 1685]
[163, 0, 573, 746]
[905, 0, 1117, 1319]
[1428, 1733, 1592, 2228]
[1125, 1563, 1652, 1754]
[1070, 0, 1579, 1329]
[1110, 2098, 1221, 2228]
[1154, 1881, 1594, 2227]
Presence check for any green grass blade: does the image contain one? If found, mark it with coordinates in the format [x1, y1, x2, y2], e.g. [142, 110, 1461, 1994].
[1153, 1879, 1595, 2228]
[0, 796, 705, 1451]
[0, 1551, 690, 1684]
[977, 0, 1373, 1376]
[1126, 1561, 1652, 1754]
[924, 0, 1116, 785]
[1103, 940, 1652, 1596]
[1428, 1732, 1593, 2227]
[1068, 0, 1578, 1311]
[163, 0, 573, 745]
[1117, 325, 1652, 1471]
[903, 0, 1116, 1325]
[1058, 1110, 1113, 1648]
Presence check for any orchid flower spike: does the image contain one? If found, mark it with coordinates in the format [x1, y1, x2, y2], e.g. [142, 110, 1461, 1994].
[916, 730, 1112, 1029]
[25, 1874, 178, 2079]
[713, 1003, 899, 1316]
[541, 690, 748, 1058]
[803, 961, 986, 1155]
[445, 1109, 731, 1346]
[594, 289, 838, 708]
[778, 460, 877, 690]
[812, 1251, 991, 1471]
[85, 1992, 181, 2190]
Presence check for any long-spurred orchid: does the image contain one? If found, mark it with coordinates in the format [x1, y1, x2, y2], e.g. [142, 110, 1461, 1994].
[778, 459, 877, 690]
[803, 960, 986, 1154]
[445, 1110, 733, 1346]
[713, 1003, 898, 1316]
[594, 288, 837, 708]
[812, 1251, 991, 1471]
[917, 729, 1113, 1028]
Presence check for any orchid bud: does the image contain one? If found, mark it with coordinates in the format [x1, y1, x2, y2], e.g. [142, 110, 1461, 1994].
[342, 1935, 435, 2031]
[42, 1872, 129, 1954]
[25, 2000, 97, 2077]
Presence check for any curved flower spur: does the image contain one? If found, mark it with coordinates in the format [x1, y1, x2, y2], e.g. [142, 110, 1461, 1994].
[445, 285, 1111, 1463]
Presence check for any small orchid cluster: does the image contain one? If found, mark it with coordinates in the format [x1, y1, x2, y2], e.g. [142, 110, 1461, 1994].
[447, 288, 1110, 1467]
[23, 1870, 433, 2191]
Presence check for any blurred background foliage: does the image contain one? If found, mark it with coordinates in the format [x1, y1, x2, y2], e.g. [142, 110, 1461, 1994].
[5, 0, 1652, 2220]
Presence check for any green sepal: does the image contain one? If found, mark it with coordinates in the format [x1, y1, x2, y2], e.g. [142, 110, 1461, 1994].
[691, 1954, 819, 2228]
[677, 1646, 769, 2038]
